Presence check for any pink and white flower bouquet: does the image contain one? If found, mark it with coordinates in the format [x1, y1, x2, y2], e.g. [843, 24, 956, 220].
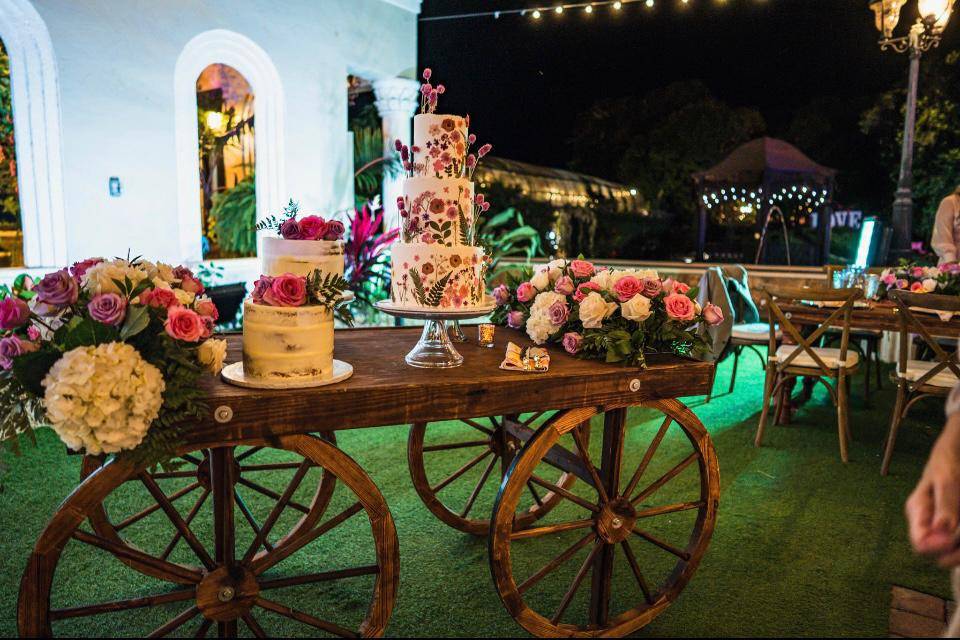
[491, 259, 721, 367]
[0, 257, 228, 462]
[879, 262, 960, 297]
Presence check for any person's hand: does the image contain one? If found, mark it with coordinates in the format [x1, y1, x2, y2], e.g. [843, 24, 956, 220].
[906, 414, 960, 566]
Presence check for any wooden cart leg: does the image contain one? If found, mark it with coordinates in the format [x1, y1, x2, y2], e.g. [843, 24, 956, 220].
[589, 408, 627, 626]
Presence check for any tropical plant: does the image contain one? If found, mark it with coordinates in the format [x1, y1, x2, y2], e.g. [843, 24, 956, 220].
[210, 175, 256, 256]
[475, 207, 542, 282]
[0, 39, 19, 225]
[353, 126, 401, 207]
[343, 199, 399, 320]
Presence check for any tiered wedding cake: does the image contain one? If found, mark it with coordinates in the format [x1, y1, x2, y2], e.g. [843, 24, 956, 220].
[389, 70, 491, 310]
[241, 205, 347, 383]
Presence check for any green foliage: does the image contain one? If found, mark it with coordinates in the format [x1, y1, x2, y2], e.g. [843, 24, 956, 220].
[305, 269, 351, 315]
[353, 126, 401, 208]
[476, 207, 542, 282]
[569, 80, 765, 235]
[410, 269, 427, 305]
[860, 49, 960, 243]
[210, 175, 257, 256]
[426, 272, 452, 307]
[256, 198, 298, 235]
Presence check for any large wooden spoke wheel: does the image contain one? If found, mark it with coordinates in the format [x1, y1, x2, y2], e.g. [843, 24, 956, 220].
[19, 434, 399, 638]
[78, 434, 338, 582]
[489, 400, 719, 637]
[408, 413, 582, 535]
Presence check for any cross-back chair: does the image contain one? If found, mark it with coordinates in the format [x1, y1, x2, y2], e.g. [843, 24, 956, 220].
[881, 289, 960, 476]
[755, 285, 864, 462]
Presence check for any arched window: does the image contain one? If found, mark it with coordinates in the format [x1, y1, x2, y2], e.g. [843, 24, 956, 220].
[0, 37, 22, 266]
[196, 63, 255, 259]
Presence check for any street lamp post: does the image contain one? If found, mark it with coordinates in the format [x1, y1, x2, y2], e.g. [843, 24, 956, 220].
[870, 0, 955, 256]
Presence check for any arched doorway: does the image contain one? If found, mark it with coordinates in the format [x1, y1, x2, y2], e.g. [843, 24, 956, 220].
[196, 63, 255, 259]
[174, 29, 285, 263]
[0, 0, 66, 268]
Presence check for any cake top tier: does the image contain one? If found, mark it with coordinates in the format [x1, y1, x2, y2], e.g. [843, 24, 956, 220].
[413, 114, 469, 179]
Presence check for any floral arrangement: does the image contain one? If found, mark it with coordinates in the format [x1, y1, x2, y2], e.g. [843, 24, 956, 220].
[252, 269, 351, 313]
[256, 199, 346, 241]
[0, 257, 227, 462]
[879, 262, 960, 297]
[491, 259, 722, 367]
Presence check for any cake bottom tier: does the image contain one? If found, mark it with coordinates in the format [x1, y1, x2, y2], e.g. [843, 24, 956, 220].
[242, 301, 334, 380]
[390, 243, 487, 310]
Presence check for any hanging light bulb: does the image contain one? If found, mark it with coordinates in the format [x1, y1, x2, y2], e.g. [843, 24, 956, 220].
[646, 0, 654, 6]
[532, 9, 542, 18]
[584, 3, 593, 13]
[554, 5, 564, 13]
[613, 1, 623, 9]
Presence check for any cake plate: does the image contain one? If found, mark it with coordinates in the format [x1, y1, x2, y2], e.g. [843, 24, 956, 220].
[374, 298, 496, 368]
[221, 359, 353, 389]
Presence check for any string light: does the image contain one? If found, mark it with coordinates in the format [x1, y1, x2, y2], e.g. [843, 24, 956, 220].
[420, 0, 753, 22]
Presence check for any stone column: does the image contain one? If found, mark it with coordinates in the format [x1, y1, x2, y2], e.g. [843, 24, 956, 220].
[372, 77, 420, 232]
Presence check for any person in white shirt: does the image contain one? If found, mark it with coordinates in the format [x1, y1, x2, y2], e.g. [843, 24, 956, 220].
[931, 187, 960, 264]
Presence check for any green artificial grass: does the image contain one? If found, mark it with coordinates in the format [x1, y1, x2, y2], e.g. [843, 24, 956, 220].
[0, 349, 952, 637]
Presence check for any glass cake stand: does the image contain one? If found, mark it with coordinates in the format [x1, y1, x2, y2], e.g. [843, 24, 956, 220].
[374, 298, 496, 368]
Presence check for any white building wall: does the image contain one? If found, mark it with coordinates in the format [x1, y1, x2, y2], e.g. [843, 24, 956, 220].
[25, 0, 418, 268]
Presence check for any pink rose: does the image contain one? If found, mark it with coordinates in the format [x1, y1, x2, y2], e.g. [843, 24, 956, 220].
[506, 310, 524, 329]
[70, 257, 103, 279]
[174, 266, 204, 295]
[200, 315, 215, 339]
[27, 326, 40, 341]
[298, 215, 328, 240]
[280, 217, 302, 239]
[0, 296, 30, 330]
[195, 297, 219, 320]
[0, 335, 36, 369]
[165, 306, 204, 342]
[612, 275, 643, 302]
[664, 293, 696, 322]
[911, 266, 924, 278]
[703, 302, 724, 326]
[943, 262, 960, 274]
[573, 282, 600, 303]
[554, 276, 575, 296]
[516, 282, 536, 303]
[252, 276, 273, 304]
[493, 284, 511, 305]
[548, 300, 570, 325]
[881, 273, 897, 286]
[910, 281, 925, 293]
[673, 281, 691, 295]
[323, 220, 346, 240]
[87, 293, 126, 326]
[263, 273, 307, 307]
[569, 260, 595, 278]
[562, 331, 583, 355]
[141, 287, 179, 309]
[641, 277, 662, 298]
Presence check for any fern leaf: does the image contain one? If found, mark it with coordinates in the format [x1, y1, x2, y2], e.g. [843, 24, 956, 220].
[426, 272, 452, 307]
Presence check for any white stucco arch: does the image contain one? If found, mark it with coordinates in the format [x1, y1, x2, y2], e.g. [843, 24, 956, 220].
[174, 29, 285, 262]
[0, 0, 67, 267]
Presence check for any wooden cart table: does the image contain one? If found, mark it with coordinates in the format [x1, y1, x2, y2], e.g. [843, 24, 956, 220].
[18, 327, 718, 638]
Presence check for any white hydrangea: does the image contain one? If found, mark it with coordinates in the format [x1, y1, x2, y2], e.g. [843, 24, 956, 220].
[526, 291, 566, 344]
[43, 342, 165, 455]
[82, 259, 150, 296]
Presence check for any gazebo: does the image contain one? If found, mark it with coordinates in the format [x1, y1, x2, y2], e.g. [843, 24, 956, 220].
[693, 137, 837, 264]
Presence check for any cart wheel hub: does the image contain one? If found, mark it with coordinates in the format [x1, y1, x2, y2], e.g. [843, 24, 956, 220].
[596, 498, 636, 544]
[197, 565, 259, 622]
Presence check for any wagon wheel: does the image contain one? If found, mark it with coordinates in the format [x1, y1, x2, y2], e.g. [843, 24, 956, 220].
[20, 434, 399, 638]
[78, 433, 339, 584]
[408, 413, 584, 535]
[489, 400, 719, 637]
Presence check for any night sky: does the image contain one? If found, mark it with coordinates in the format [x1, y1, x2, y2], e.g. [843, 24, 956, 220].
[417, 0, 960, 175]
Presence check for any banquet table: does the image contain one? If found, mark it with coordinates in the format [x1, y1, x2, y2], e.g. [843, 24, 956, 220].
[18, 327, 719, 638]
[777, 300, 960, 336]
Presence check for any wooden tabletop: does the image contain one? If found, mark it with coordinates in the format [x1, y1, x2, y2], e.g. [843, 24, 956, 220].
[187, 327, 714, 444]
[778, 300, 960, 337]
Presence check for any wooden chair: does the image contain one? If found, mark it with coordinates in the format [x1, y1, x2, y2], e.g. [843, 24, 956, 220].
[881, 290, 960, 475]
[823, 265, 884, 397]
[755, 285, 864, 462]
[727, 322, 781, 394]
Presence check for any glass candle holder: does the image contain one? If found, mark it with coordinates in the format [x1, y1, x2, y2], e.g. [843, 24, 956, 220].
[478, 323, 496, 348]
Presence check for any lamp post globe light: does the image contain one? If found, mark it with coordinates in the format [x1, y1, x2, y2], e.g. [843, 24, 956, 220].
[870, 0, 955, 256]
